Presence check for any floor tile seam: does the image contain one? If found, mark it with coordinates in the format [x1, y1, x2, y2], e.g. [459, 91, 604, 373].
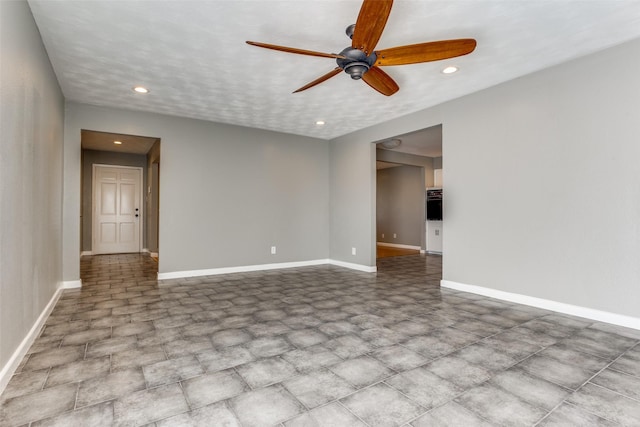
[173, 377, 200, 416]
[292, 396, 373, 426]
[522, 330, 633, 391]
[340, 379, 428, 427]
[0, 366, 52, 403]
[570, 381, 640, 422]
[563, 337, 640, 360]
[382, 370, 471, 409]
[531, 396, 573, 427]
[450, 377, 553, 427]
[334, 373, 428, 411]
[578, 357, 640, 404]
[39, 366, 55, 391]
[545, 343, 619, 367]
[511, 341, 593, 392]
[447, 322, 511, 342]
[410, 396, 496, 427]
[19, 383, 85, 427]
[516, 361, 590, 396]
[485, 368, 575, 417]
[606, 364, 640, 379]
[404, 330, 515, 370]
[278, 371, 358, 412]
[541, 400, 624, 427]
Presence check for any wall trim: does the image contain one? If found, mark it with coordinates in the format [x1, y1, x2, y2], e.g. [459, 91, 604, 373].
[328, 259, 377, 273]
[158, 259, 329, 280]
[150, 252, 159, 258]
[376, 242, 421, 250]
[80, 251, 92, 256]
[62, 280, 82, 289]
[0, 285, 64, 394]
[158, 259, 377, 280]
[441, 280, 640, 331]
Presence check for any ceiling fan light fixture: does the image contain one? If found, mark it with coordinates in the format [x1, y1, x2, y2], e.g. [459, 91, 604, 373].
[247, 0, 476, 95]
[343, 62, 370, 80]
[133, 86, 149, 94]
[378, 138, 402, 149]
[441, 66, 459, 74]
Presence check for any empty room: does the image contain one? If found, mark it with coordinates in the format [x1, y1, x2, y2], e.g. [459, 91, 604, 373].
[2, 0, 640, 425]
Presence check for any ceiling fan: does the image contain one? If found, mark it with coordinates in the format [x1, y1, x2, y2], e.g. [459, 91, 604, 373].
[246, 0, 476, 96]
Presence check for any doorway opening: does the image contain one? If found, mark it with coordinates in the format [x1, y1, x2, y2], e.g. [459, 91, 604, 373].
[80, 130, 161, 260]
[374, 124, 443, 259]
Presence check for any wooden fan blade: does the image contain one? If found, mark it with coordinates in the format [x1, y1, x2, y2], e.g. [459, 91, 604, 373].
[351, 0, 393, 55]
[246, 41, 345, 59]
[375, 39, 477, 66]
[362, 66, 399, 96]
[293, 67, 343, 93]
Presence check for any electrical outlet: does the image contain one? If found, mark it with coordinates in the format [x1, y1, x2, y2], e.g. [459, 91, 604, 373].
[351, 247, 356, 255]
[393, 233, 397, 238]
[271, 246, 276, 255]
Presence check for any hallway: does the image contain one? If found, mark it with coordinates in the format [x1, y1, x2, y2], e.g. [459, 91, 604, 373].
[1, 254, 640, 426]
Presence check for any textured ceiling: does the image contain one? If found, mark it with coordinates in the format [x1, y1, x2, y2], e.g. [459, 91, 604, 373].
[28, 1, 640, 140]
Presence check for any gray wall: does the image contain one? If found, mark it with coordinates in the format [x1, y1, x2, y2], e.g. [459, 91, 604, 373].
[329, 37, 640, 319]
[376, 166, 424, 247]
[440, 38, 640, 318]
[329, 138, 377, 265]
[63, 103, 330, 279]
[433, 157, 442, 170]
[146, 140, 160, 253]
[0, 0, 64, 378]
[80, 149, 148, 252]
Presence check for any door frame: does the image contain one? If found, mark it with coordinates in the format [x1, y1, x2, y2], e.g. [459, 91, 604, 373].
[91, 163, 144, 254]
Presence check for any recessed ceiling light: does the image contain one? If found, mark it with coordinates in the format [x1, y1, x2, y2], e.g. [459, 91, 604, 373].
[315, 120, 325, 126]
[133, 86, 149, 93]
[441, 66, 459, 74]
[114, 140, 122, 145]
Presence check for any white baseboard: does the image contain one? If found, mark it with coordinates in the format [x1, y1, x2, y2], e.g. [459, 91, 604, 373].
[80, 251, 92, 256]
[141, 248, 150, 254]
[158, 258, 377, 280]
[441, 280, 640, 331]
[328, 260, 377, 273]
[0, 285, 64, 395]
[62, 280, 82, 289]
[150, 252, 159, 258]
[376, 242, 421, 250]
[158, 259, 329, 280]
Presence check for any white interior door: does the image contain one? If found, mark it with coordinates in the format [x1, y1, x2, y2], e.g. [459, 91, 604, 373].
[93, 165, 142, 254]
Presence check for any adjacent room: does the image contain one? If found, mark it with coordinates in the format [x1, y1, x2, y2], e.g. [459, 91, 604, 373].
[2, 0, 640, 425]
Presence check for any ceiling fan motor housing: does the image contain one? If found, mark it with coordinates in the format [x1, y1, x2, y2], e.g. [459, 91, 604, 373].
[337, 47, 377, 80]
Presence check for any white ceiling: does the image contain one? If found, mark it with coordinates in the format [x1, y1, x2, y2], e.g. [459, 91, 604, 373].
[28, 1, 640, 141]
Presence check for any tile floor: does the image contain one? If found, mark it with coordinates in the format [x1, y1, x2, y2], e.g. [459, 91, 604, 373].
[1, 253, 640, 426]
